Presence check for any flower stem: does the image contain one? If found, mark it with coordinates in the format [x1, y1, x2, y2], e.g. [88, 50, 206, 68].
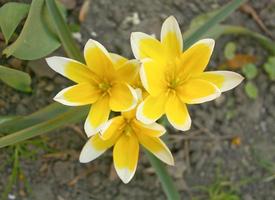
[145, 150, 180, 200]
[46, 2, 181, 199]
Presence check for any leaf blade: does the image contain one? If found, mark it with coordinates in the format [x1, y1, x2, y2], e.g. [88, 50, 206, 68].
[0, 2, 29, 43]
[3, 0, 60, 60]
[0, 65, 31, 92]
[184, 0, 246, 48]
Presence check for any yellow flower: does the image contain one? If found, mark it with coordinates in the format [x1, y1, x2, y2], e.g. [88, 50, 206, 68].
[79, 102, 174, 183]
[46, 39, 140, 136]
[131, 16, 244, 131]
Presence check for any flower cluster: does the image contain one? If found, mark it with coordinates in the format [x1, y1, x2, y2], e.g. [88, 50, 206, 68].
[46, 16, 243, 183]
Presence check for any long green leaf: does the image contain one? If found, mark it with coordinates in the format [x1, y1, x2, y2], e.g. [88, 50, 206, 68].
[46, 0, 83, 61]
[184, 0, 246, 48]
[3, 0, 60, 60]
[0, 65, 31, 92]
[0, 106, 88, 148]
[0, 2, 29, 43]
[0, 103, 75, 133]
[145, 150, 180, 200]
[210, 25, 275, 55]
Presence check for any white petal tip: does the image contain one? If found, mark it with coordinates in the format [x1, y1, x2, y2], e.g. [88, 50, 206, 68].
[84, 120, 101, 137]
[151, 149, 175, 166]
[79, 141, 104, 163]
[116, 168, 135, 184]
[53, 87, 83, 106]
[221, 71, 244, 92]
[164, 15, 178, 24]
[197, 38, 215, 48]
[169, 116, 192, 132]
[45, 56, 67, 74]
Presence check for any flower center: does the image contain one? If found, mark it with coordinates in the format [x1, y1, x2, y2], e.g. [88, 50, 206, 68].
[98, 82, 111, 92]
[165, 57, 189, 90]
[123, 123, 134, 136]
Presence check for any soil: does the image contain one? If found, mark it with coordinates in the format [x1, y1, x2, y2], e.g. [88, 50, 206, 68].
[1, 0, 275, 200]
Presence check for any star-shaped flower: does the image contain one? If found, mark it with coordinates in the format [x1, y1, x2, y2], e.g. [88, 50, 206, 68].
[46, 39, 139, 136]
[131, 16, 244, 131]
[79, 103, 173, 183]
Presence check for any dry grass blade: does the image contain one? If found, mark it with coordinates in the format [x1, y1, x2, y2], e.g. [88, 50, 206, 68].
[240, 3, 273, 39]
[67, 166, 97, 186]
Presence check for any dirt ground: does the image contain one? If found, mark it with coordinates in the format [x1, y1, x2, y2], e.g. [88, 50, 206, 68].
[1, 0, 275, 199]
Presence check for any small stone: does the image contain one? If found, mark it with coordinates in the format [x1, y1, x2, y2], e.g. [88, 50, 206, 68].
[45, 84, 54, 92]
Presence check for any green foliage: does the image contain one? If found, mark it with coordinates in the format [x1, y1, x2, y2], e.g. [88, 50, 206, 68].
[0, 138, 54, 200]
[0, 2, 29, 43]
[195, 180, 241, 200]
[0, 65, 31, 92]
[3, 0, 60, 60]
[46, 0, 83, 61]
[184, 12, 275, 55]
[0, 105, 88, 148]
[183, 0, 246, 49]
[224, 42, 236, 60]
[252, 148, 275, 182]
[244, 82, 258, 99]
[263, 57, 275, 80]
[241, 63, 258, 80]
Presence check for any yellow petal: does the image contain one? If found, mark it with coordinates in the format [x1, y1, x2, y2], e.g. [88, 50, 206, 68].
[46, 56, 98, 83]
[116, 59, 140, 84]
[179, 39, 215, 77]
[54, 83, 101, 106]
[130, 32, 166, 64]
[79, 134, 116, 163]
[136, 94, 167, 124]
[140, 58, 166, 97]
[113, 133, 139, 183]
[161, 16, 183, 58]
[177, 78, 221, 104]
[84, 95, 110, 137]
[165, 93, 191, 131]
[109, 53, 128, 70]
[199, 71, 244, 92]
[109, 83, 138, 112]
[132, 119, 166, 137]
[100, 116, 125, 140]
[84, 39, 115, 77]
[137, 133, 174, 165]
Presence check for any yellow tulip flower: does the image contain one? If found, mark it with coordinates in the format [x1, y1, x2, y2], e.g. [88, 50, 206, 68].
[131, 16, 244, 131]
[79, 102, 174, 183]
[46, 39, 139, 136]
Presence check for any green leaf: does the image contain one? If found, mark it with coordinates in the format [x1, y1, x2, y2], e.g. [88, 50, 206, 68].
[264, 57, 275, 80]
[0, 116, 20, 125]
[244, 82, 258, 99]
[145, 150, 180, 200]
[0, 2, 29, 43]
[46, 0, 83, 61]
[3, 0, 60, 60]
[242, 63, 258, 80]
[0, 106, 88, 148]
[203, 25, 275, 55]
[224, 42, 236, 59]
[183, 0, 246, 48]
[0, 65, 31, 92]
